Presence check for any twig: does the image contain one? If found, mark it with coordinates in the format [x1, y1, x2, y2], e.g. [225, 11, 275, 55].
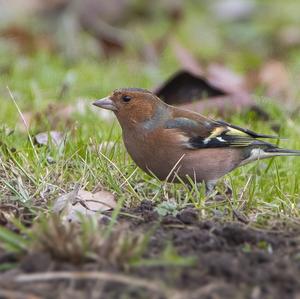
[0, 289, 41, 299]
[15, 271, 169, 296]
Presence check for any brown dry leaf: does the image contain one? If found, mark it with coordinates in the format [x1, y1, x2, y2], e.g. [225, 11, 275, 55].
[0, 26, 55, 54]
[172, 42, 246, 93]
[154, 70, 226, 105]
[17, 103, 74, 133]
[53, 187, 116, 223]
[278, 26, 300, 48]
[154, 69, 268, 119]
[0, 205, 19, 226]
[35, 131, 64, 147]
[209, 0, 256, 21]
[178, 94, 255, 118]
[167, 41, 269, 118]
[258, 60, 291, 100]
[206, 63, 246, 94]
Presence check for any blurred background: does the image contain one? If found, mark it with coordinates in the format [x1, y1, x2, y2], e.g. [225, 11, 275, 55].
[1, 0, 300, 128]
[2, 0, 300, 64]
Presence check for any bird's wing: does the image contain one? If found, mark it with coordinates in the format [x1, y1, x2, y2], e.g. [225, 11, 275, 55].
[164, 117, 279, 150]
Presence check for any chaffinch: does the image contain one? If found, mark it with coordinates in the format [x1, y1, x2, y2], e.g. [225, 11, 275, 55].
[93, 88, 300, 193]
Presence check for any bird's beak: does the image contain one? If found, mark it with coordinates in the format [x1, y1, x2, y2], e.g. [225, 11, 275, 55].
[93, 97, 117, 111]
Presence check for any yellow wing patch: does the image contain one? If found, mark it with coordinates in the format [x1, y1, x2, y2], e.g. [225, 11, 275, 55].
[225, 127, 249, 137]
[203, 127, 227, 144]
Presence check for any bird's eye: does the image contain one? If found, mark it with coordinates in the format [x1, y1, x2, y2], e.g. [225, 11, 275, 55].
[122, 95, 131, 102]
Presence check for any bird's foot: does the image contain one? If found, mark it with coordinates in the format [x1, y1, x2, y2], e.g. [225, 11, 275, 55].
[205, 180, 218, 198]
[205, 181, 232, 201]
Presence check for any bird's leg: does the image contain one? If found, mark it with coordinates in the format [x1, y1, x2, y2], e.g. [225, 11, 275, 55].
[205, 180, 217, 197]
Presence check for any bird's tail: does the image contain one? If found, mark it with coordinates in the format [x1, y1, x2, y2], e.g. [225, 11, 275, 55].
[263, 147, 300, 157]
[240, 147, 300, 166]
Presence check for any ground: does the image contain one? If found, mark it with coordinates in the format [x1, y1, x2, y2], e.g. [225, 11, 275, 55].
[1, 201, 300, 299]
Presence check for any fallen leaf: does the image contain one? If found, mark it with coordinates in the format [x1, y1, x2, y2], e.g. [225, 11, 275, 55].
[34, 131, 64, 147]
[53, 187, 116, 223]
[209, 0, 256, 21]
[278, 26, 300, 48]
[0, 26, 55, 54]
[17, 103, 74, 133]
[0, 204, 19, 226]
[177, 94, 257, 118]
[258, 60, 290, 99]
[154, 70, 225, 105]
[154, 69, 268, 119]
[166, 42, 270, 119]
[172, 42, 247, 93]
[206, 63, 246, 94]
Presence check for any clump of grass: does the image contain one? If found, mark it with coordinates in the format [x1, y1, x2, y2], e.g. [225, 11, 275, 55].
[0, 215, 148, 268]
[32, 215, 148, 267]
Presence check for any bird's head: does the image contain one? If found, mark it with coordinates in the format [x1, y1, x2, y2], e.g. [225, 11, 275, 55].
[93, 88, 166, 128]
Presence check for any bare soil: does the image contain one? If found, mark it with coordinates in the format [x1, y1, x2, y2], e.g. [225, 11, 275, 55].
[1, 201, 300, 299]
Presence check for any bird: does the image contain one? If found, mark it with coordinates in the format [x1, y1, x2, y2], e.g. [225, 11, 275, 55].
[93, 88, 300, 194]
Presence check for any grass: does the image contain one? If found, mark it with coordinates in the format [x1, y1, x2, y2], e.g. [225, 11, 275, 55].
[0, 214, 153, 268]
[1, 49, 300, 223]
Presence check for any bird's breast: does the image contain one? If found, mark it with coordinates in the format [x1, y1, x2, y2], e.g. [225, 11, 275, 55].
[122, 128, 183, 180]
[122, 128, 243, 183]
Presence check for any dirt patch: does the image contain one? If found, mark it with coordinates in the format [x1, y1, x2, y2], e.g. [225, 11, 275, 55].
[1, 201, 300, 299]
